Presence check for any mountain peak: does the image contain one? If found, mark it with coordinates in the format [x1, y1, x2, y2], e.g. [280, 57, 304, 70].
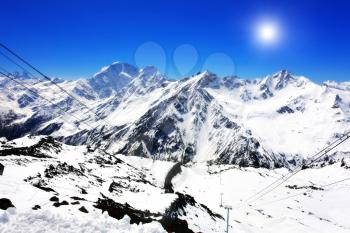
[12, 71, 33, 80]
[271, 69, 293, 81]
[193, 71, 220, 88]
[274, 69, 291, 77]
[139, 66, 161, 77]
[264, 70, 298, 90]
[93, 62, 139, 78]
[89, 62, 139, 97]
[200, 70, 216, 77]
[132, 65, 167, 88]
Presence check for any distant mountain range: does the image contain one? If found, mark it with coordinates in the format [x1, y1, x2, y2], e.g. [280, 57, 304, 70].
[1, 62, 349, 168]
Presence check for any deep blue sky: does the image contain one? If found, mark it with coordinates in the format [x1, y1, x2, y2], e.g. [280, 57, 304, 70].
[1, 0, 350, 82]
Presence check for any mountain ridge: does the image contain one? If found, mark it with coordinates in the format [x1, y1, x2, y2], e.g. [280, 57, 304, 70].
[0, 62, 349, 169]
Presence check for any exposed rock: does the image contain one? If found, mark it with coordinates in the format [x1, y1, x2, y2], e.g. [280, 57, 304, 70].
[49, 196, 59, 202]
[286, 184, 324, 191]
[70, 196, 86, 201]
[32, 205, 41, 210]
[277, 106, 295, 114]
[53, 200, 69, 207]
[44, 162, 85, 178]
[0, 137, 60, 158]
[78, 206, 88, 213]
[94, 196, 160, 225]
[0, 198, 15, 210]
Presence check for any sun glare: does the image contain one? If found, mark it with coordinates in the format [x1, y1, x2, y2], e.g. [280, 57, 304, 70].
[257, 21, 279, 44]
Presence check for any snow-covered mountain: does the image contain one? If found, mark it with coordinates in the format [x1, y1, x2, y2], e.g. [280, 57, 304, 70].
[1, 63, 350, 233]
[89, 62, 139, 98]
[0, 62, 349, 168]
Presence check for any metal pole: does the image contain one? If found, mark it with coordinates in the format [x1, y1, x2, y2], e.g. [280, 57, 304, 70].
[224, 205, 232, 233]
[220, 193, 223, 207]
[226, 208, 230, 233]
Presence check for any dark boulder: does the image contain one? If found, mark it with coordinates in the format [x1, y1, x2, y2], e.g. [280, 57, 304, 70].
[79, 206, 88, 213]
[32, 205, 41, 210]
[0, 163, 4, 175]
[0, 198, 15, 210]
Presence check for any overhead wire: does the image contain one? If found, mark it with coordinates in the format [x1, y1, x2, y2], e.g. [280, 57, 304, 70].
[0, 69, 97, 132]
[243, 132, 350, 205]
[0, 43, 113, 127]
[253, 177, 350, 207]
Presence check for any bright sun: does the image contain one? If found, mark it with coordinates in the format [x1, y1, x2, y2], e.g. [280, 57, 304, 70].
[257, 22, 279, 44]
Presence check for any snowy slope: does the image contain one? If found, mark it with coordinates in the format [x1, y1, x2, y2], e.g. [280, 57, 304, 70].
[172, 161, 350, 233]
[1, 136, 350, 232]
[0, 136, 225, 232]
